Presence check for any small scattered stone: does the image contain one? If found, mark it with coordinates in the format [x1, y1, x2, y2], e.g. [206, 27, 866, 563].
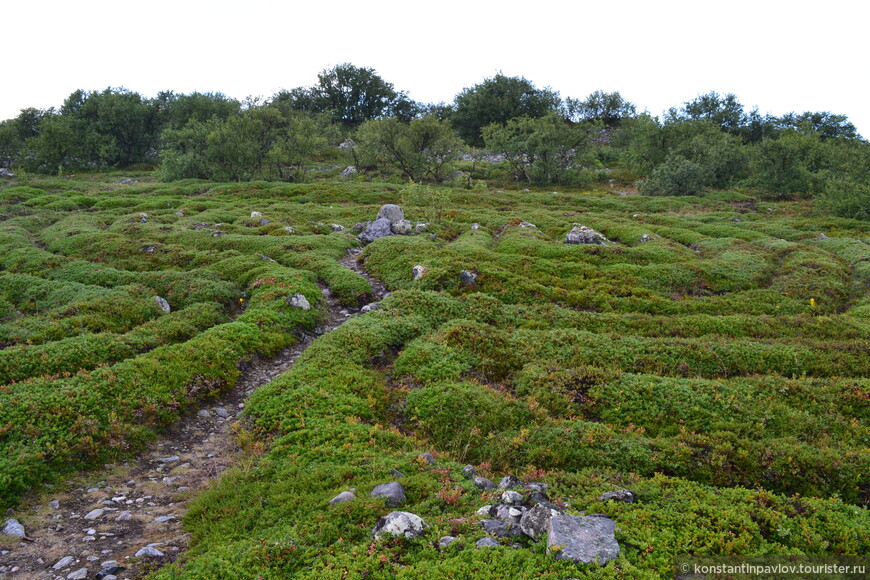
[376, 204, 404, 224]
[53, 556, 75, 570]
[438, 535, 458, 549]
[476, 537, 499, 548]
[154, 515, 176, 523]
[213, 408, 229, 418]
[49, 500, 61, 510]
[598, 489, 636, 503]
[250, 211, 263, 218]
[419, 453, 435, 465]
[83, 509, 105, 520]
[547, 514, 620, 565]
[462, 465, 476, 478]
[67, 569, 88, 580]
[135, 546, 165, 558]
[390, 219, 413, 235]
[459, 270, 477, 286]
[329, 491, 356, 505]
[412, 265, 426, 280]
[330, 224, 345, 231]
[471, 223, 480, 230]
[197, 409, 211, 418]
[115, 511, 132, 522]
[154, 296, 171, 314]
[482, 519, 522, 537]
[473, 477, 495, 490]
[283, 226, 296, 233]
[156, 455, 180, 464]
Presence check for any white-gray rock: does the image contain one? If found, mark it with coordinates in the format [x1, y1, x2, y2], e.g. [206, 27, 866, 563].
[598, 489, 635, 503]
[501, 491, 523, 505]
[412, 265, 426, 281]
[462, 465, 476, 478]
[251, 211, 263, 218]
[498, 475, 521, 489]
[2, 518, 25, 538]
[67, 569, 88, 580]
[565, 225, 611, 245]
[83, 509, 105, 520]
[438, 535, 458, 549]
[519, 503, 553, 540]
[340, 166, 358, 178]
[135, 546, 165, 558]
[283, 226, 296, 233]
[0, 168, 16, 178]
[53, 556, 75, 570]
[286, 294, 311, 310]
[471, 223, 480, 230]
[376, 204, 404, 224]
[329, 491, 356, 505]
[473, 476, 495, 490]
[370, 482, 406, 506]
[547, 514, 620, 565]
[459, 271, 477, 286]
[372, 511, 426, 539]
[330, 224, 345, 231]
[154, 296, 171, 314]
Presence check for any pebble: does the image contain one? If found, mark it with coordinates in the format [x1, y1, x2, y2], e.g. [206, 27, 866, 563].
[154, 515, 176, 523]
[67, 569, 88, 580]
[155, 455, 180, 464]
[135, 546, 165, 558]
[49, 500, 61, 509]
[197, 409, 211, 418]
[115, 511, 132, 522]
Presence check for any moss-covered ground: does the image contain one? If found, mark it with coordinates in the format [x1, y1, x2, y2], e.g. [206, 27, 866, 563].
[0, 174, 867, 578]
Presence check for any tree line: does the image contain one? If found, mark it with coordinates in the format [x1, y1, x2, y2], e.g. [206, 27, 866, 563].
[0, 63, 867, 219]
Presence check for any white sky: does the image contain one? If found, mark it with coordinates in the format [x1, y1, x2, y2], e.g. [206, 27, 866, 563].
[2, 0, 868, 137]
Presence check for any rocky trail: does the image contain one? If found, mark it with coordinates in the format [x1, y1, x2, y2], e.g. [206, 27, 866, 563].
[0, 250, 386, 580]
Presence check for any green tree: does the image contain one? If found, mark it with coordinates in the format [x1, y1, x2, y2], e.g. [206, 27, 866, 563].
[668, 92, 747, 135]
[482, 113, 595, 184]
[563, 91, 636, 127]
[747, 130, 831, 197]
[356, 115, 465, 183]
[452, 74, 560, 147]
[315, 63, 404, 127]
[776, 111, 861, 141]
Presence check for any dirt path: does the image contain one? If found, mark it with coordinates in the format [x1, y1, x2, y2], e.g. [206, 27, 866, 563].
[0, 251, 385, 580]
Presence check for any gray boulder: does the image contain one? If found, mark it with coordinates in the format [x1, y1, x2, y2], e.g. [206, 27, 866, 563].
[376, 204, 404, 224]
[501, 490, 523, 505]
[358, 217, 393, 244]
[134, 546, 165, 558]
[462, 465, 476, 478]
[419, 453, 435, 464]
[372, 511, 426, 539]
[286, 294, 311, 310]
[283, 226, 296, 234]
[340, 166, 358, 178]
[330, 224, 345, 232]
[438, 535, 458, 549]
[412, 265, 426, 280]
[547, 514, 620, 565]
[2, 518, 25, 538]
[0, 168, 15, 178]
[371, 481, 406, 506]
[251, 211, 263, 218]
[154, 296, 171, 314]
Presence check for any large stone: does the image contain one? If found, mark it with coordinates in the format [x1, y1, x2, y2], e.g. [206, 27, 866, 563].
[547, 514, 620, 565]
[84, 508, 105, 520]
[476, 537, 500, 548]
[358, 217, 393, 244]
[0, 168, 16, 178]
[134, 546, 165, 558]
[498, 475, 521, 489]
[370, 481, 406, 506]
[340, 166, 358, 178]
[565, 225, 611, 245]
[376, 204, 404, 224]
[67, 569, 88, 580]
[53, 556, 75, 570]
[286, 294, 311, 310]
[372, 511, 426, 539]
[2, 518, 25, 538]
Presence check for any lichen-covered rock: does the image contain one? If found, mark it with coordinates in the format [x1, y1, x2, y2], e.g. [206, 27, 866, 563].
[598, 489, 636, 503]
[438, 535, 458, 549]
[519, 503, 553, 540]
[412, 265, 426, 280]
[498, 475, 521, 489]
[547, 514, 620, 565]
[459, 271, 477, 286]
[372, 511, 426, 539]
[390, 219, 413, 235]
[340, 166, 358, 178]
[370, 481, 406, 506]
[565, 225, 611, 245]
[482, 518, 522, 537]
[476, 537, 500, 548]
[462, 465, 476, 478]
[286, 294, 311, 310]
[330, 224, 345, 232]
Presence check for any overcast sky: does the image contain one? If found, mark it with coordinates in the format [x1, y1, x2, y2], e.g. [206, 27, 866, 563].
[3, 0, 868, 137]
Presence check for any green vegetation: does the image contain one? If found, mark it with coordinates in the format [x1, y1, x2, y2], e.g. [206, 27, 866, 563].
[0, 68, 868, 577]
[0, 170, 866, 578]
